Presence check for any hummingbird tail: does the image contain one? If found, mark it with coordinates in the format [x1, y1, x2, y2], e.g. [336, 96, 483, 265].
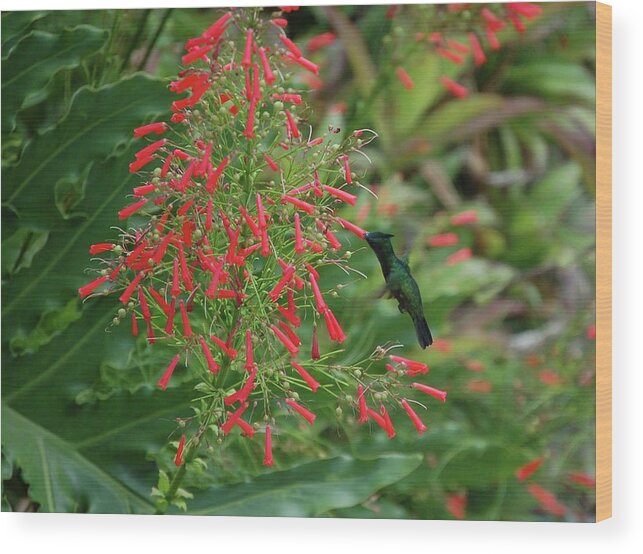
[412, 313, 433, 349]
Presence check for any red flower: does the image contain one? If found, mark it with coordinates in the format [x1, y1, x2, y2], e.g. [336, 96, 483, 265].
[285, 110, 301, 139]
[395, 67, 414, 90]
[199, 336, 220, 374]
[258, 47, 276, 86]
[446, 492, 467, 519]
[285, 398, 316, 425]
[389, 354, 429, 376]
[568, 471, 595, 488]
[465, 359, 485, 372]
[516, 457, 544, 481]
[427, 232, 459, 247]
[291, 360, 320, 392]
[179, 300, 192, 337]
[469, 32, 487, 67]
[311, 323, 320, 360]
[440, 76, 469, 98]
[133, 122, 168, 138]
[526, 484, 566, 517]
[286, 53, 320, 75]
[241, 29, 254, 68]
[447, 247, 472, 266]
[118, 199, 147, 220]
[323, 185, 357, 206]
[174, 434, 186, 466]
[263, 425, 274, 467]
[157, 354, 181, 390]
[400, 399, 427, 434]
[335, 217, 367, 239]
[78, 275, 109, 298]
[119, 272, 143, 304]
[412, 382, 447, 402]
[307, 32, 336, 53]
[271, 324, 299, 356]
[539, 369, 562, 386]
[279, 35, 302, 58]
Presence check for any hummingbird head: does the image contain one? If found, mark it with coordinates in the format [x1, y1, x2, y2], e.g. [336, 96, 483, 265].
[364, 231, 395, 245]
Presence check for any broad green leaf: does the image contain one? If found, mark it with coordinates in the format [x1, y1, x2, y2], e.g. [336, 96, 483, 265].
[2, 298, 195, 513]
[184, 454, 422, 516]
[1, 227, 48, 277]
[1, 145, 155, 346]
[2, 74, 173, 228]
[0, 11, 47, 53]
[1, 26, 108, 134]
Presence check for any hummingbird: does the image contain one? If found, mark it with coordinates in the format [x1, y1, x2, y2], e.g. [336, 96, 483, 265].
[364, 231, 433, 349]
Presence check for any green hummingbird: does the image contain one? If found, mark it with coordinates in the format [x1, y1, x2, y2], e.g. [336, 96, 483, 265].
[364, 231, 433, 349]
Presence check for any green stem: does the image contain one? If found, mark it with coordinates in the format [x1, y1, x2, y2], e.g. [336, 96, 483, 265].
[120, 9, 152, 73]
[137, 8, 173, 72]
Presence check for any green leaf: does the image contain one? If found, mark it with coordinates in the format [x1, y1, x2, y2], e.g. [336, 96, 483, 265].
[0, 11, 47, 53]
[2, 74, 173, 228]
[1, 119, 168, 347]
[1, 26, 108, 134]
[184, 454, 422, 516]
[2, 298, 195, 513]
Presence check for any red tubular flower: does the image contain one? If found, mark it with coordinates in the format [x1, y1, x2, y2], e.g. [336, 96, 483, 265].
[451, 210, 478, 225]
[335, 217, 367, 239]
[157, 353, 181, 390]
[258, 47, 276, 85]
[342, 156, 353, 184]
[323, 185, 357, 206]
[307, 32, 336, 53]
[129, 156, 155, 173]
[322, 306, 345, 343]
[271, 324, 299, 356]
[389, 354, 429, 376]
[174, 434, 186, 466]
[164, 300, 176, 334]
[437, 47, 465, 65]
[78, 275, 109, 298]
[206, 155, 229, 193]
[272, 18, 288, 27]
[133, 184, 156, 197]
[243, 100, 257, 139]
[256, 193, 267, 229]
[263, 153, 279, 172]
[178, 243, 194, 291]
[119, 273, 143, 304]
[357, 385, 368, 423]
[311, 323, 320, 360]
[179, 299, 192, 337]
[446, 493, 467, 520]
[279, 34, 302, 58]
[285, 399, 316, 425]
[241, 29, 254, 68]
[516, 457, 544, 481]
[446, 247, 472, 266]
[481, 7, 506, 31]
[199, 336, 220, 373]
[252, 63, 261, 101]
[412, 382, 447, 402]
[526, 484, 566, 517]
[272, 93, 302, 105]
[380, 405, 396, 438]
[131, 313, 139, 337]
[263, 425, 274, 466]
[285, 110, 301, 139]
[221, 402, 252, 435]
[133, 122, 168, 138]
[286, 53, 319, 75]
[171, 258, 181, 297]
[290, 360, 320, 392]
[177, 199, 194, 217]
[269, 265, 295, 302]
[506, 2, 543, 19]
[309, 272, 327, 312]
[469, 32, 486, 66]
[568, 471, 595, 488]
[395, 67, 414, 90]
[89, 243, 114, 255]
[224, 366, 257, 405]
[138, 287, 151, 321]
[366, 407, 387, 431]
[210, 334, 238, 359]
[507, 12, 526, 33]
[440, 76, 469, 98]
[135, 139, 167, 161]
[278, 320, 301, 346]
[118, 199, 148, 220]
[281, 194, 315, 214]
[294, 213, 305, 254]
[244, 329, 254, 371]
[428, 232, 459, 248]
[486, 27, 501, 51]
[400, 399, 428, 434]
[202, 11, 232, 39]
[182, 44, 212, 65]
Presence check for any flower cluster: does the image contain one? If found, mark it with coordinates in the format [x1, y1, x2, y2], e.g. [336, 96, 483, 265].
[394, 2, 543, 97]
[79, 7, 447, 478]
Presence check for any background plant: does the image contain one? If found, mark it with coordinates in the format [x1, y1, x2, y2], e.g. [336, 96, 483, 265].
[2, 3, 596, 521]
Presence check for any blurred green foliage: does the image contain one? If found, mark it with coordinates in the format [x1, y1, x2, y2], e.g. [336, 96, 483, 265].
[2, 3, 596, 521]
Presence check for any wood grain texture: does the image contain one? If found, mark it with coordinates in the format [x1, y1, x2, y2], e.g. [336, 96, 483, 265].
[595, 1, 612, 523]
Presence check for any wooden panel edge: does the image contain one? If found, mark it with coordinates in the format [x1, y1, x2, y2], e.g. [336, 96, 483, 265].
[595, 0, 612, 523]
